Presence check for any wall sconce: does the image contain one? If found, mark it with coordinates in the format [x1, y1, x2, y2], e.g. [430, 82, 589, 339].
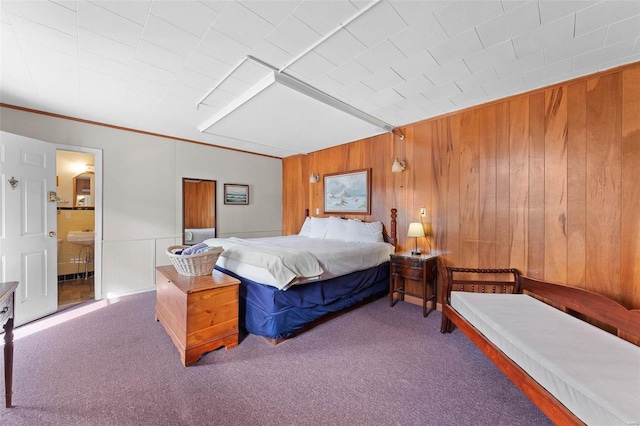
[309, 173, 320, 183]
[392, 158, 406, 173]
[407, 222, 425, 255]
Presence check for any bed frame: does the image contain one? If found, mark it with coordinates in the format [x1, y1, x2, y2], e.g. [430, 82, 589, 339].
[440, 267, 640, 426]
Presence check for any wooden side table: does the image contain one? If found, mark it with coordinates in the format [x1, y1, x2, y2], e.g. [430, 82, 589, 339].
[1, 281, 18, 408]
[389, 252, 437, 317]
[155, 266, 240, 366]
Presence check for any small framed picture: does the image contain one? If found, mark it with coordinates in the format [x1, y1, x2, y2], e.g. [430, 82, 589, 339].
[224, 184, 249, 205]
[324, 168, 371, 214]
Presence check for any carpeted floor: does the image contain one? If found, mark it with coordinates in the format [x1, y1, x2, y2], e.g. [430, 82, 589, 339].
[1, 291, 552, 426]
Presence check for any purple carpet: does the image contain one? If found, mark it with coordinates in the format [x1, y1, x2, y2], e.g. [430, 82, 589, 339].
[1, 291, 551, 425]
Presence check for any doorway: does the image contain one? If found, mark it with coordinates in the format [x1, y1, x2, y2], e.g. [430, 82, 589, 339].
[56, 149, 101, 309]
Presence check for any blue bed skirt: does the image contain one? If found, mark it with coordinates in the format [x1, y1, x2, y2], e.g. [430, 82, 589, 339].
[215, 262, 390, 340]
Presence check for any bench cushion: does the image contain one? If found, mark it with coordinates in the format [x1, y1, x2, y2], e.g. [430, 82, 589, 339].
[451, 292, 640, 426]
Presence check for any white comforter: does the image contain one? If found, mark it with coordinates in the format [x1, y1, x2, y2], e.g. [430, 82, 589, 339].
[204, 235, 395, 290]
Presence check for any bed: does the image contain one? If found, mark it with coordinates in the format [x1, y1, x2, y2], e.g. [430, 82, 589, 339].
[204, 209, 398, 343]
[441, 267, 640, 426]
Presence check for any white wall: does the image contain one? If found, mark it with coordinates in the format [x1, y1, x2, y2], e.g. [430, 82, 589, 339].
[0, 106, 282, 297]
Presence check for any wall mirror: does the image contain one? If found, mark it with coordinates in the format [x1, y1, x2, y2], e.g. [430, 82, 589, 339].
[73, 172, 94, 207]
[182, 178, 216, 245]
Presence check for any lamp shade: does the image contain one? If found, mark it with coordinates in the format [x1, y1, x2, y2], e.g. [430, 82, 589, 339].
[407, 222, 425, 238]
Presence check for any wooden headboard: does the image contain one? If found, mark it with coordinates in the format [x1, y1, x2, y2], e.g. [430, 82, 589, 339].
[303, 208, 398, 251]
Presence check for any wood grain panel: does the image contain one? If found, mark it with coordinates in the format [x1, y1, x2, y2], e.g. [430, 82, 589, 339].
[445, 115, 461, 269]
[508, 96, 529, 274]
[621, 67, 640, 308]
[544, 86, 568, 283]
[586, 73, 622, 299]
[478, 105, 497, 269]
[528, 92, 545, 278]
[459, 110, 480, 269]
[567, 82, 587, 288]
[495, 102, 511, 269]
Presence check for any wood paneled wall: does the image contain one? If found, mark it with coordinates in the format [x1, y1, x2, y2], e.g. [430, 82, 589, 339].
[283, 62, 640, 309]
[183, 179, 216, 229]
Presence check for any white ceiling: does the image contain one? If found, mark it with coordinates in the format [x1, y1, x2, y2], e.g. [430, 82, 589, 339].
[1, 0, 639, 158]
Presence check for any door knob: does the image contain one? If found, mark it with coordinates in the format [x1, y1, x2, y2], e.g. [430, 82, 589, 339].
[48, 231, 57, 237]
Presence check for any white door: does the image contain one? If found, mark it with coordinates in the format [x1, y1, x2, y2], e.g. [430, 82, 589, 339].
[0, 131, 58, 326]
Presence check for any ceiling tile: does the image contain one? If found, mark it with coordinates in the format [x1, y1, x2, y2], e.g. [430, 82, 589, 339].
[185, 51, 232, 80]
[605, 15, 640, 46]
[545, 27, 606, 64]
[501, 1, 528, 13]
[633, 37, 640, 54]
[79, 49, 130, 80]
[336, 82, 376, 102]
[391, 52, 440, 80]
[493, 49, 545, 78]
[396, 94, 429, 110]
[390, 12, 448, 57]
[149, 0, 218, 38]
[327, 60, 372, 87]
[3, 0, 76, 36]
[130, 60, 177, 87]
[141, 15, 200, 58]
[211, 1, 274, 48]
[523, 58, 573, 87]
[89, 0, 150, 25]
[513, 14, 574, 58]
[428, 28, 484, 66]
[464, 40, 516, 74]
[482, 73, 525, 95]
[8, 13, 77, 56]
[538, 0, 597, 24]
[314, 29, 368, 67]
[575, 0, 640, 36]
[367, 87, 404, 108]
[476, 0, 540, 48]
[448, 86, 488, 107]
[392, 76, 435, 99]
[598, 52, 640, 71]
[420, 97, 455, 116]
[424, 59, 471, 86]
[19, 39, 78, 72]
[292, 0, 357, 34]
[135, 40, 188, 74]
[78, 28, 136, 66]
[455, 68, 499, 92]
[239, 0, 300, 26]
[198, 29, 251, 66]
[421, 82, 461, 101]
[265, 14, 320, 56]
[78, 1, 143, 48]
[434, 0, 503, 37]
[79, 69, 126, 99]
[573, 38, 636, 71]
[355, 40, 406, 73]
[388, 0, 451, 26]
[361, 68, 405, 92]
[346, 0, 407, 48]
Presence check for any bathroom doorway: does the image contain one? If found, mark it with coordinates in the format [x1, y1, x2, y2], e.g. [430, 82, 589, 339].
[56, 149, 101, 308]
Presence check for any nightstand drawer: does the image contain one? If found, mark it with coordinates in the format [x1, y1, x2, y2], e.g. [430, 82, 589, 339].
[393, 264, 424, 281]
[394, 257, 423, 270]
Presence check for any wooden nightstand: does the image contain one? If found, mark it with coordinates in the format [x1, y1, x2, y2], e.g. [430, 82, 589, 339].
[389, 252, 438, 317]
[155, 265, 240, 366]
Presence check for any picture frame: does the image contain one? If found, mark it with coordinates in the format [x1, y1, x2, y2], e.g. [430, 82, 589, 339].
[224, 184, 249, 205]
[323, 168, 371, 214]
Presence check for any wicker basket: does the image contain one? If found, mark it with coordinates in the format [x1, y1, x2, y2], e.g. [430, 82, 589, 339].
[166, 245, 224, 276]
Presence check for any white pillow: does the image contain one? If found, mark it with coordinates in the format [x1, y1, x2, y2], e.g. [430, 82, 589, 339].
[298, 217, 312, 237]
[345, 220, 384, 243]
[324, 217, 349, 240]
[309, 217, 330, 239]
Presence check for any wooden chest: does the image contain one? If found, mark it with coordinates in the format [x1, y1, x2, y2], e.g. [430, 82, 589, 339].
[155, 265, 240, 366]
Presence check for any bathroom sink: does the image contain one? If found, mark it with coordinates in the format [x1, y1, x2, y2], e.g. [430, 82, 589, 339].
[67, 231, 95, 245]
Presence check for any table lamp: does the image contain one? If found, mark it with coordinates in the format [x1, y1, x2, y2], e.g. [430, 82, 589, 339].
[407, 222, 425, 255]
